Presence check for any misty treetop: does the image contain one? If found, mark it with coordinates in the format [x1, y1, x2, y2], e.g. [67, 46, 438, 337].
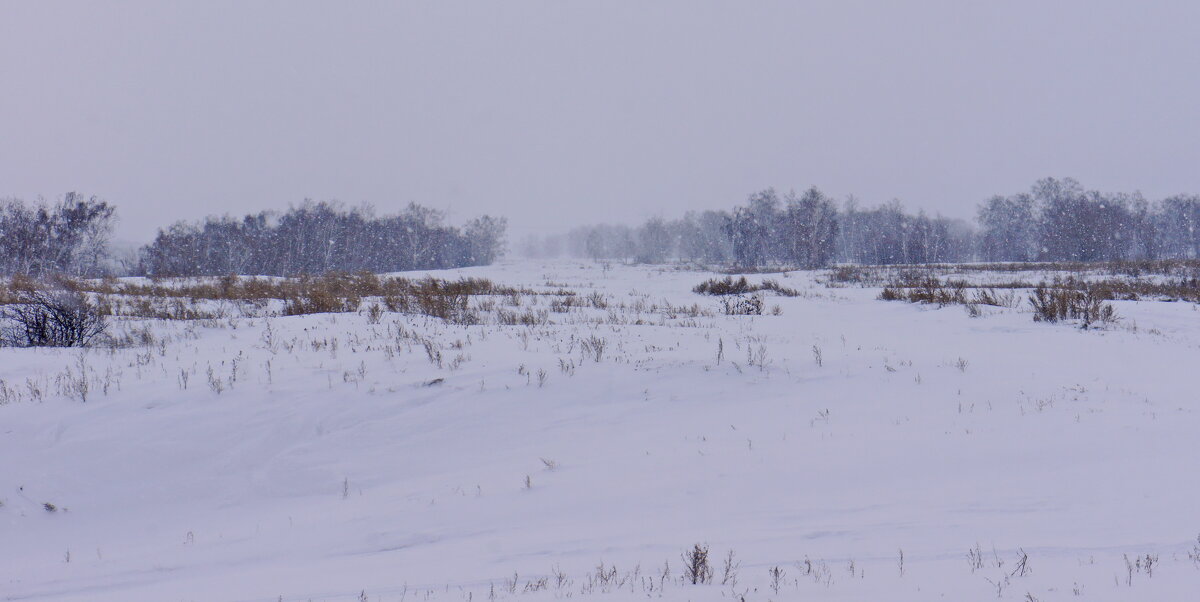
[545, 178, 1200, 269]
[0, 193, 116, 278]
[557, 186, 972, 268]
[137, 202, 507, 277]
[978, 178, 1199, 263]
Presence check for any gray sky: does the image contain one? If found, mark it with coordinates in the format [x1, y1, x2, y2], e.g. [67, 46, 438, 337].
[2, 1, 1199, 243]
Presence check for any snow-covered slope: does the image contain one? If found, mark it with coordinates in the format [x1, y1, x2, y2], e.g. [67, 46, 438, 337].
[4, 261, 1199, 601]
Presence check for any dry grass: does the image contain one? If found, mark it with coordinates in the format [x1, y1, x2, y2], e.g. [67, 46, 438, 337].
[941, 258, 1200, 278]
[878, 272, 1121, 327]
[1029, 287, 1118, 328]
[2, 272, 563, 325]
[878, 271, 1199, 305]
[694, 276, 801, 297]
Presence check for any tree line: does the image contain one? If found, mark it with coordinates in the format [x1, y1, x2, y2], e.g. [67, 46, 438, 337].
[137, 202, 506, 276]
[5, 178, 1200, 278]
[0, 197, 507, 277]
[977, 178, 1199, 262]
[526, 178, 1199, 268]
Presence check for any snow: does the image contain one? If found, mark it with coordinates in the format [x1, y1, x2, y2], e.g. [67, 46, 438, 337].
[3, 261, 1199, 601]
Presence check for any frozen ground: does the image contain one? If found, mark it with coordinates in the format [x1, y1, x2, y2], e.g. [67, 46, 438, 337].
[3, 261, 1200, 601]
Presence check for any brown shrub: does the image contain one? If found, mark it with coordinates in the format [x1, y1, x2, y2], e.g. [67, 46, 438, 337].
[694, 276, 753, 295]
[695, 276, 801, 297]
[1029, 287, 1117, 328]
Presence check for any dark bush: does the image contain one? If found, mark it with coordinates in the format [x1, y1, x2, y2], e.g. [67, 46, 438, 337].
[695, 276, 800, 297]
[694, 276, 753, 296]
[721, 294, 763, 315]
[1, 288, 108, 347]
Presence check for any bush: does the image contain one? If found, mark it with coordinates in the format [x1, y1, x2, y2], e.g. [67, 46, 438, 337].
[721, 294, 763, 315]
[1, 288, 108, 347]
[694, 276, 753, 295]
[695, 276, 800, 297]
[410, 278, 478, 324]
[828, 265, 868, 284]
[878, 286, 903, 301]
[683, 543, 713, 584]
[877, 276, 967, 306]
[1029, 286, 1117, 328]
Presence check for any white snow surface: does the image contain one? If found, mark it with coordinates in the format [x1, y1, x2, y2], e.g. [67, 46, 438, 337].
[3, 261, 1199, 601]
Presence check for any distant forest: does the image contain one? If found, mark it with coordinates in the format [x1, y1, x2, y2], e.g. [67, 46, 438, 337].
[138, 203, 507, 277]
[523, 178, 1200, 268]
[3, 177, 1200, 278]
[0, 198, 507, 277]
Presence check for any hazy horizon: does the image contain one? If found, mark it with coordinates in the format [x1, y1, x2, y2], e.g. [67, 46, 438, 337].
[3, 1, 1199, 244]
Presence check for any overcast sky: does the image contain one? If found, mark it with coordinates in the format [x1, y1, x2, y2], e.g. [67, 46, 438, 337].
[2, 1, 1198, 242]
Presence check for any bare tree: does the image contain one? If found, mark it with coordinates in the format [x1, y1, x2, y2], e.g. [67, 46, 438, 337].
[0, 194, 116, 277]
[782, 187, 839, 268]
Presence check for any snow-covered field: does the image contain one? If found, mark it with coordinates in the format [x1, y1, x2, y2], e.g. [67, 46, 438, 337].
[4, 261, 1200, 601]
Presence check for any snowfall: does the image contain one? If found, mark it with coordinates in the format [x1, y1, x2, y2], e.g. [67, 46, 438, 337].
[3, 261, 1199, 602]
